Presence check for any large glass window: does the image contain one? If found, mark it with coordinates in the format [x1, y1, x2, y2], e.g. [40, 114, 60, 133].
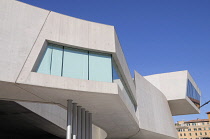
[63, 47, 88, 80]
[51, 45, 63, 76]
[37, 44, 53, 74]
[37, 44, 124, 84]
[187, 80, 201, 108]
[89, 52, 112, 82]
[37, 44, 112, 82]
[37, 43, 135, 107]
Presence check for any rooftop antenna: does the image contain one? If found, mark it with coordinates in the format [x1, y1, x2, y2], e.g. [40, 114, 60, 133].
[199, 100, 210, 108]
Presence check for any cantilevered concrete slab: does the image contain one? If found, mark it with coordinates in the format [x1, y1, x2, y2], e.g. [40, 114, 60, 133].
[0, 100, 107, 139]
[16, 74, 139, 139]
[144, 70, 201, 116]
[17, 101, 108, 139]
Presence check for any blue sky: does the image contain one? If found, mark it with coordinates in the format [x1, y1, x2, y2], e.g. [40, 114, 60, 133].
[19, 0, 210, 122]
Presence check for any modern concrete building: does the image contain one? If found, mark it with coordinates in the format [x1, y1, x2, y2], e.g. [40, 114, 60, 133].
[175, 112, 210, 139]
[0, 0, 201, 139]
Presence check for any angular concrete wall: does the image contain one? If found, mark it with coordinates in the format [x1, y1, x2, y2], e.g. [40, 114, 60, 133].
[134, 71, 178, 139]
[144, 70, 188, 100]
[0, 0, 49, 83]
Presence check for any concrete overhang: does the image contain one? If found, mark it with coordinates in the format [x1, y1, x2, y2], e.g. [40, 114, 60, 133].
[144, 70, 201, 116]
[0, 72, 139, 139]
[0, 100, 107, 139]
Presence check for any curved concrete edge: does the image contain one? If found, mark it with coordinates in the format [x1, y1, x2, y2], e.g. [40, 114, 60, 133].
[92, 125, 107, 139]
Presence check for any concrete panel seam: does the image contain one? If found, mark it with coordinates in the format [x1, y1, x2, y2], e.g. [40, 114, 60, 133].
[15, 11, 51, 83]
[14, 84, 47, 102]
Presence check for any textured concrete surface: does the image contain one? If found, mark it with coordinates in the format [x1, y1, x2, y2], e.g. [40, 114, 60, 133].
[134, 71, 178, 139]
[113, 30, 137, 106]
[0, 0, 49, 83]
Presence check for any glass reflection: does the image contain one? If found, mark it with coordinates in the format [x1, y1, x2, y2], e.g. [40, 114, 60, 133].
[187, 80, 200, 109]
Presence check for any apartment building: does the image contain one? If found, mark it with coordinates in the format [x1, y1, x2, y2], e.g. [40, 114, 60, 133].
[0, 0, 202, 139]
[176, 112, 210, 139]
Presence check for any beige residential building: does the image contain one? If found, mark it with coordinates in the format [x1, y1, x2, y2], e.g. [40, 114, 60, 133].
[176, 112, 210, 139]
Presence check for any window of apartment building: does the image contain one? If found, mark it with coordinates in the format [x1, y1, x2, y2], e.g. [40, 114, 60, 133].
[189, 133, 192, 136]
[184, 133, 186, 136]
[195, 133, 197, 136]
[180, 133, 182, 136]
[205, 132, 207, 135]
[200, 132, 202, 135]
[198, 128, 202, 131]
[204, 127, 206, 130]
[192, 123, 196, 126]
[202, 122, 205, 125]
[209, 127, 210, 130]
[188, 128, 191, 131]
[194, 128, 197, 131]
[178, 129, 182, 132]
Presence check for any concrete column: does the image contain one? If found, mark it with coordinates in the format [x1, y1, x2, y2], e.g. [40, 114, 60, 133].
[72, 103, 77, 139]
[81, 108, 85, 139]
[77, 106, 82, 139]
[89, 113, 92, 139]
[67, 100, 73, 139]
[85, 111, 89, 139]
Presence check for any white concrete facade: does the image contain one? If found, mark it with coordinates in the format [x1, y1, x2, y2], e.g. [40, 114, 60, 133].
[0, 0, 201, 139]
